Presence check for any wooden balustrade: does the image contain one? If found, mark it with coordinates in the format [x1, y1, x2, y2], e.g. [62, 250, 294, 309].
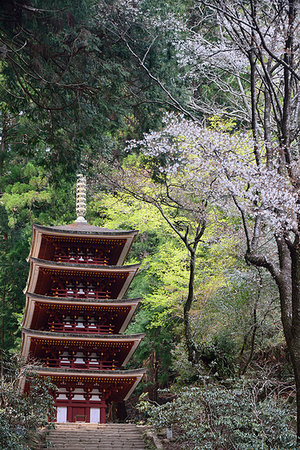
[54, 254, 108, 265]
[41, 357, 116, 370]
[48, 288, 112, 299]
[47, 322, 114, 334]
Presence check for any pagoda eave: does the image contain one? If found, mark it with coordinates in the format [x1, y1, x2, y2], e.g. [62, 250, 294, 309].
[21, 367, 146, 401]
[30, 257, 140, 271]
[33, 223, 138, 237]
[22, 293, 142, 332]
[29, 224, 138, 266]
[26, 292, 142, 305]
[25, 258, 140, 300]
[21, 329, 145, 366]
[32, 366, 146, 376]
[22, 328, 145, 341]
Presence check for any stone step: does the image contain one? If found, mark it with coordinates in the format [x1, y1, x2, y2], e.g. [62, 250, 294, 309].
[43, 423, 149, 450]
[46, 447, 146, 450]
[47, 440, 146, 443]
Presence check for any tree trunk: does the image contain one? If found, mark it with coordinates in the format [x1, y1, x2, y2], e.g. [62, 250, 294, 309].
[288, 342, 300, 444]
[268, 236, 300, 443]
[0, 286, 5, 379]
[184, 248, 199, 365]
[290, 231, 300, 443]
[239, 285, 259, 376]
[0, 113, 7, 175]
[246, 234, 300, 442]
[148, 348, 159, 402]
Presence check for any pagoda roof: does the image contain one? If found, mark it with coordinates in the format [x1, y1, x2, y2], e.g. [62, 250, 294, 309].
[29, 223, 138, 266]
[22, 328, 144, 340]
[21, 328, 145, 366]
[33, 223, 137, 236]
[23, 293, 142, 333]
[29, 257, 140, 271]
[25, 258, 140, 300]
[32, 366, 146, 376]
[21, 367, 146, 401]
[26, 292, 142, 305]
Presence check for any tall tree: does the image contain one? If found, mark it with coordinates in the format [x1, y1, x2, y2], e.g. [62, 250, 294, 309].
[203, 0, 300, 441]
[119, 0, 300, 440]
[0, 0, 181, 174]
[126, 112, 300, 439]
[0, 0, 186, 355]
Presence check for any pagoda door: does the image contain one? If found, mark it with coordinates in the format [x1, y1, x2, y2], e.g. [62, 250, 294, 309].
[57, 406, 67, 423]
[70, 406, 89, 423]
[90, 407, 100, 423]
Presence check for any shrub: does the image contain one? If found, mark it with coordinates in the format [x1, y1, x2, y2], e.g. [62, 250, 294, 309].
[138, 381, 296, 449]
[0, 354, 56, 449]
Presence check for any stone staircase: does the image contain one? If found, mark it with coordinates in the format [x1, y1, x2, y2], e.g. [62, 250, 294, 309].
[43, 423, 149, 450]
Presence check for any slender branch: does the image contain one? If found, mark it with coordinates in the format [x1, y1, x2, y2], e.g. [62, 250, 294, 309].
[142, 35, 158, 64]
[206, 1, 300, 81]
[231, 195, 251, 252]
[15, 3, 62, 13]
[156, 203, 188, 245]
[251, 5, 300, 81]
[122, 38, 197, 121]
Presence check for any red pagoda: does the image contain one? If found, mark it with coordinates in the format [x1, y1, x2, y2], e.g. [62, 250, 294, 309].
[20, 175, 145, 424]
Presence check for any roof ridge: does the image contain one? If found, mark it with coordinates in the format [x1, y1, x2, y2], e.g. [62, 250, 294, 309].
[33, 223, 138, 235]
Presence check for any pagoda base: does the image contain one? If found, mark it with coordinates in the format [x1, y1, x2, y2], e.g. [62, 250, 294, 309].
[21, 367, 146, 424]
[56, 401, 107, 424]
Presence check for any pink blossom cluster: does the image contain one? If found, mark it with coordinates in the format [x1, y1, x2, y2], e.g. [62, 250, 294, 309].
[127, 113, 299, 233]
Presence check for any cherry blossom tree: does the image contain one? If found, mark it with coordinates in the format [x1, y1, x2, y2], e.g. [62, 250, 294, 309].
[99, 0, 300, 440]
[125, 110, 300, 439]
[181, 1, 300, 439]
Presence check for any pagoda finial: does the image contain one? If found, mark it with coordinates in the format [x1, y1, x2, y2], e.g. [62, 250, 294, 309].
[75, 174, 87, 223]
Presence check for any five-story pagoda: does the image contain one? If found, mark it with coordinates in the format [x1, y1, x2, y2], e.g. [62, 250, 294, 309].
[20, 175, 145, 424]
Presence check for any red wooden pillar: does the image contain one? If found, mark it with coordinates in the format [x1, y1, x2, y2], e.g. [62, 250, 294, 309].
[100, 400, 106, 424]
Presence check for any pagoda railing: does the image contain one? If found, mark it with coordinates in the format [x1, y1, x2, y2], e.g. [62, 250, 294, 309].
[54, 255, 108, 265]
[41, 357, 116, 370]
[47, 322, 115, 334]
[48, 289, 112, 299]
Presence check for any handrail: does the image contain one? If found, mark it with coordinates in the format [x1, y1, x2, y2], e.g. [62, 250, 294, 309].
[54, 255, 108, 265]
[47, 322, 114, 334]
[41, 357, 116, 370]
[48, 289, 112, 299]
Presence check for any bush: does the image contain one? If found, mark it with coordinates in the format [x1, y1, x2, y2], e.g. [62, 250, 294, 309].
[0, 354, 56, 449]
[138, 381, 297, 449]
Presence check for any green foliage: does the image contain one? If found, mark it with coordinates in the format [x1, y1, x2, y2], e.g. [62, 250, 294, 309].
[0, 0, 186, 177]
[90, 192, 182, 388]
[89, 189, 285, 391]
[139, 383, 297, 449]
[0, 158, 76, 352]
[0, 353, 56, 449]
[0, 1, 294, 443]
[201, 331, 238, 378]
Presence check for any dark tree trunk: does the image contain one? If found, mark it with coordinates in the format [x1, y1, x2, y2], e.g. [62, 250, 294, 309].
[148, 349, 159, 403]
[0, 113, 7, 175]
[247, 232, 300, 442]
[289, 231, 300, 443]
[184, 248, 199, 364]
[0, 287, 5, 379]
[183, 221, 206, 366]
[239, 284, 259, 376]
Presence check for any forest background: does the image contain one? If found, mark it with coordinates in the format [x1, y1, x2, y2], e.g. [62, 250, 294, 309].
[0, 0, 299, 449]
